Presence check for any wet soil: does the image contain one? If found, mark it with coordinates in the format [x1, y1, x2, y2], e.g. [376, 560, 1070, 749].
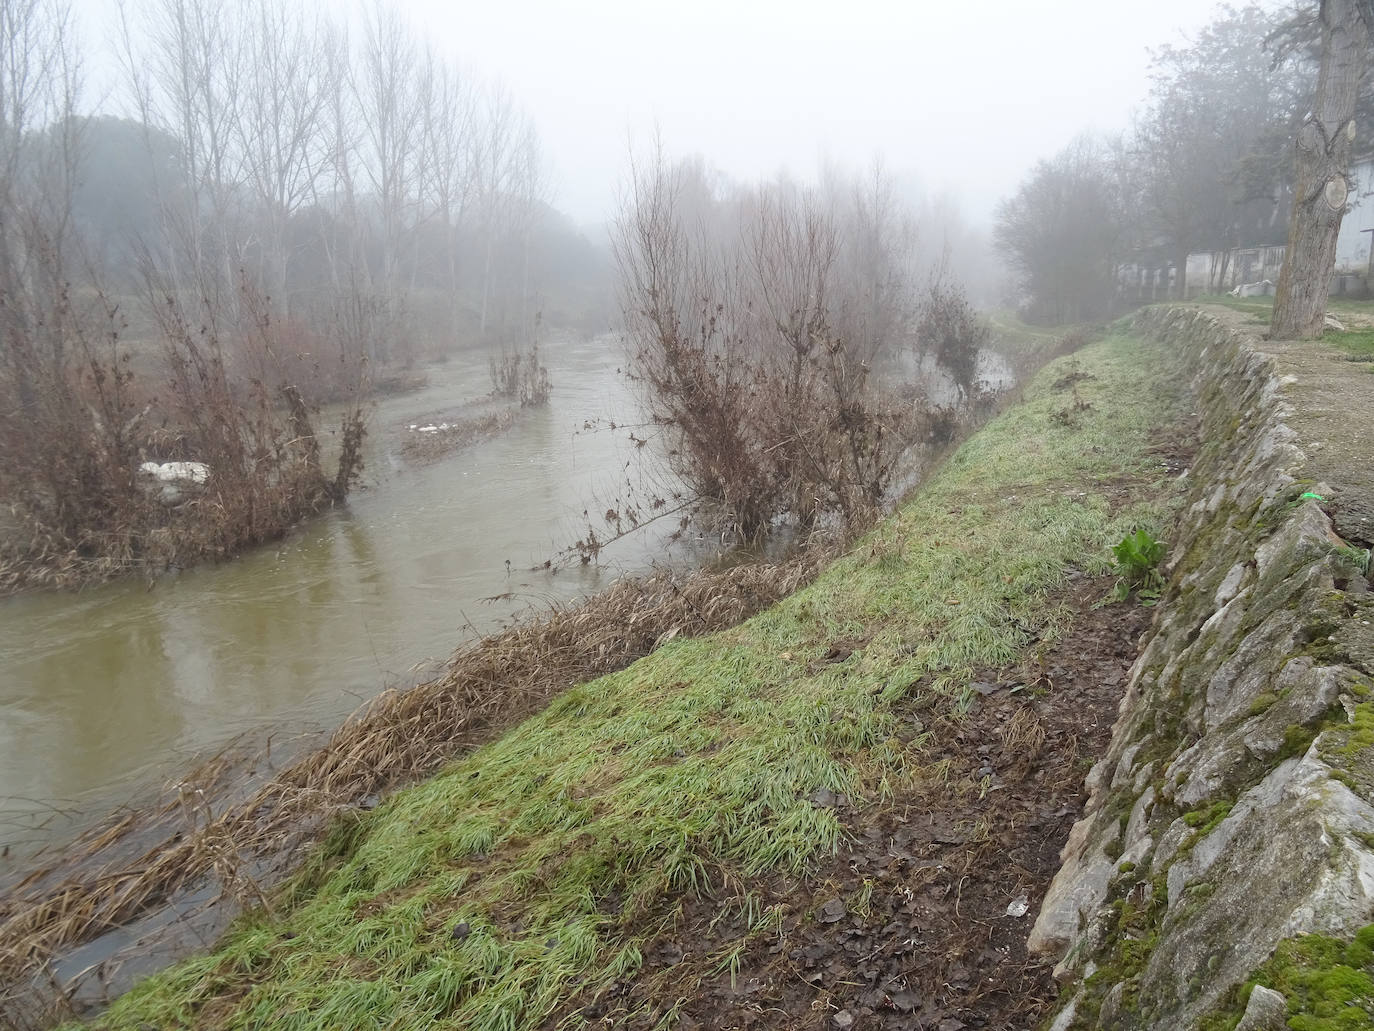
[556, 577, 1154, 1031]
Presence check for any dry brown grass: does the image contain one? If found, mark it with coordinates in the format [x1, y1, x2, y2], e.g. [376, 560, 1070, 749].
[398, 409, 518, 464]
[0, 539, 838, 1011]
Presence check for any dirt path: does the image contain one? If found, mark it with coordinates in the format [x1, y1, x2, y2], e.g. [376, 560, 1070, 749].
[1202, 305, 1374, 546]
[559, 579, 1154, 1031]
[1265, 346, 1374, 547]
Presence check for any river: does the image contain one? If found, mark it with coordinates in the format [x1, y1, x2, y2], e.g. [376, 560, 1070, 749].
[0, 333, 701, 864]
[0, 334, 1015, 868]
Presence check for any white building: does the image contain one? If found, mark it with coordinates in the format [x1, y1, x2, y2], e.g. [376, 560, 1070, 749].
[1118, 156, 1374, 301]
[1332, 155, 1374, 275]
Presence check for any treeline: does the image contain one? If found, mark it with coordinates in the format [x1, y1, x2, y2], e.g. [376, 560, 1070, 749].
[997, 3, 1355, 323]
[0, 0, 603, 591]
[71, 0, 606, 356]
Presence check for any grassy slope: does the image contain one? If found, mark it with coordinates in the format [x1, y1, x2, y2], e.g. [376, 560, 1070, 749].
[83, 332, 1188, 1031]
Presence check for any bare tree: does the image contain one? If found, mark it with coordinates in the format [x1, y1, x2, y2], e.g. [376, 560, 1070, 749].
[234, 0, 334, 307]
[119, 0, 246, 297]
[418, 55, 478, 345]
[995, 136, 1126, 323]
[484, 114, 546, 346]
[825, 161, 919, 364]
[311, 17, 363, 296]
[354, 0, 425, 308]
[615, 147, 934, 538]
[472, 83, 522, 341]
[1272, 0, 1371, 337]
[0, 0, 83, 387]
[111, 0, 551, 369]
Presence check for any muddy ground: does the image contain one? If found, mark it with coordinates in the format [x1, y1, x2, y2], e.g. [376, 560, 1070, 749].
[557, 578, 1153, 1031]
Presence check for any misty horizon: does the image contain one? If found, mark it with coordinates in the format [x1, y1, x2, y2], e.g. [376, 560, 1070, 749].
[68, 0, 1230, 228]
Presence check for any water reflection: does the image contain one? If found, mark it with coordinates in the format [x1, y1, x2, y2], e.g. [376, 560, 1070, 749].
[0, 334, 686, 857]
[0, 335, 1015, 859]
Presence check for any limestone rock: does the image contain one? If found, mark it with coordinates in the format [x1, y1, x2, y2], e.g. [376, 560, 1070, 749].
[1032, 306, 1374, 1027]
[1235, 985, 1287, 1031]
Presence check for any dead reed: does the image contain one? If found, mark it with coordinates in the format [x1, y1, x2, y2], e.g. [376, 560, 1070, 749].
[398, 409, 518, 464]
[0, 540, 836, 1009]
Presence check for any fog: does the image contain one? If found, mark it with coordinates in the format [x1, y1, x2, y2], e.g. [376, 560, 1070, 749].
[73, 0, 1226, 226]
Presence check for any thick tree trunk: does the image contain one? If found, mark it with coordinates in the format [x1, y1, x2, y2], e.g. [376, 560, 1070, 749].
[1271, 0, 1369, 339]
[1174, 249, 1189, 300]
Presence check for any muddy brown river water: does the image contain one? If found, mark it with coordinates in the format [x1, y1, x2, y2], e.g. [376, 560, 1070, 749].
[0, 333, 701, 864]
[0, 334, 1014, 872]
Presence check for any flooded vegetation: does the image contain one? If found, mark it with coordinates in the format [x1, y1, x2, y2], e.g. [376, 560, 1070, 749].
[0, 337, 687, 860]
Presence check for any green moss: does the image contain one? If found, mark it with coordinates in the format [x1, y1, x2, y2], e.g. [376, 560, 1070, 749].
[1329, 769, 1360, 792]
[1104, 821, 1127, 862]
[1185, 881, 1216, 901]
[1332, 702, 1374, 757]
[1247, 692, 1281, 717]
[1183, 801, 1234, 834]
[1199, 925, 1374, 1030]
[1282, 723, 1320, 761]
[1344, 926, 1374, 969]
[1353, 830, 1374, 853]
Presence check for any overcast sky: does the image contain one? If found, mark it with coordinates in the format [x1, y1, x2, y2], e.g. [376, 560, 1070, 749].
[76, 0, 1237, 226]
[402, 0, 1233, 225]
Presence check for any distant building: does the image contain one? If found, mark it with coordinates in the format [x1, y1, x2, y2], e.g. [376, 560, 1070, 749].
[1332, 155, 1374, 278]
[1119, 155, 1374, 301]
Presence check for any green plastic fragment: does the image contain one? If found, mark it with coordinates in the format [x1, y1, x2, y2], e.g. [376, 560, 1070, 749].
[1300, 491, 1326, 501]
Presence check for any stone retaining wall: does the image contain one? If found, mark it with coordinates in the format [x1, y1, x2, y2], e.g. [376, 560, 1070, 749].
[1031, 306, 1374, 1029]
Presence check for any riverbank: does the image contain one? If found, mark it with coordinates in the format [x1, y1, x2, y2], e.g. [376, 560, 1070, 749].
[0, 327, 1030, 872]
[0, 335, 686, 867]
[25, 327, 1192, 1031]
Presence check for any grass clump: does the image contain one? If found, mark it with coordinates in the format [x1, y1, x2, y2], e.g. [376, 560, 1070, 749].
[1323, 328, 1374, 368]
[1110, 526, 1166, 603]
[76, 333, 1188, 1031]
[1182, 801, 1233, 834]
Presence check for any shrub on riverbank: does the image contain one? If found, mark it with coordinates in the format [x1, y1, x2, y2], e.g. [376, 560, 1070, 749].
[57, 331, 1189, 1031]
[0, 282, 368, 594]
[615, 153, 996, 541]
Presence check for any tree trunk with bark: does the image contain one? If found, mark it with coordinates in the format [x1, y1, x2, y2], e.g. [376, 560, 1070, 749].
[1271, 0, 1370, 339]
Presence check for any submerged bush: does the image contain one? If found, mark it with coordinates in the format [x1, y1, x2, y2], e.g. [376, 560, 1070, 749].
[489, 343, 552, 407]
[613, 151, 988, 540]
[0, 279, 368, 592]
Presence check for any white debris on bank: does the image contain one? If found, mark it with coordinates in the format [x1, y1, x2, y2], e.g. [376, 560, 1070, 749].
[138, 461, 211, 484]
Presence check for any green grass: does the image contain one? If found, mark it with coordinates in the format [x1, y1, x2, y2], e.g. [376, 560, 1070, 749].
[79, 333, 1189, 1031]
[1200, 926, 1374, 1031]
[1191, 295, 1374, 369]
[1195, 292, 1276, 319]
[1322, 327, 1374, 366]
